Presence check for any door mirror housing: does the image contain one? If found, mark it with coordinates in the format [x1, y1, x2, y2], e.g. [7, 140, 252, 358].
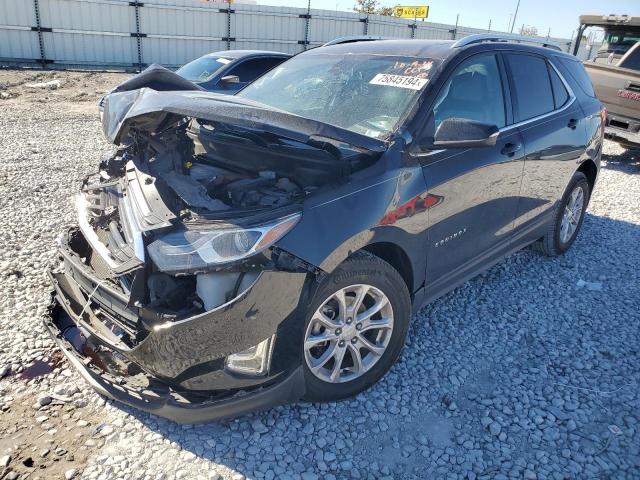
[220, 75, 240, 85]
[433, 118, 499, 148]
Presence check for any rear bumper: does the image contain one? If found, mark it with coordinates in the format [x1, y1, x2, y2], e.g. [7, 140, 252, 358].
[605, 112, 640, 144]
[43, 229, 310, 422]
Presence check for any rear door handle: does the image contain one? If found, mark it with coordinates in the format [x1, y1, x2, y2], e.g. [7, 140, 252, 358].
[500, 142, 521, 156]
[567, 118, 578, 130]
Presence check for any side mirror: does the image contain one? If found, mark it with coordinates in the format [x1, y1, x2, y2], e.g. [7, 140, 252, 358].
[433, 118, 499, 148]
[220, 75, 240, 85]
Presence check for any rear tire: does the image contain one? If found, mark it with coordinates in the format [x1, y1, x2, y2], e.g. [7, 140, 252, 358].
[533, 171, 589, 256]
[301, 252, 411, 402]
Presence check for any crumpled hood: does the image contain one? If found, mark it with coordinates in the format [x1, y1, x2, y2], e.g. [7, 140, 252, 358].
[101, 88, 388, 152]
[111, 64, 207, 95]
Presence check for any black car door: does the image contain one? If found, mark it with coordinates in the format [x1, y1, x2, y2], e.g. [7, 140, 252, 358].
[503, 52, 588, 231]
[417, 52, 526, 298]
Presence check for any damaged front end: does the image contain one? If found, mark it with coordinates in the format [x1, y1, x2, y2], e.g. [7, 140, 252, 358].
[44, 86, 380, 422]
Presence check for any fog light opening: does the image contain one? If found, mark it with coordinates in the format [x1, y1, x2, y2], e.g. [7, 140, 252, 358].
[225, 335, 275, 376]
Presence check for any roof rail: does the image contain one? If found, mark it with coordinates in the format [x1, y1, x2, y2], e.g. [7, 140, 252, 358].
[322, 35, 388, 47]
[452, 33, 562, 51]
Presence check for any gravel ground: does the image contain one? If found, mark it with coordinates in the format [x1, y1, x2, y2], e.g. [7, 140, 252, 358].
[1, 69, 639, 480]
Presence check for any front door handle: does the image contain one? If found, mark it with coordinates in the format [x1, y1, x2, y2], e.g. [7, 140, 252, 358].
[567, 118, 578, 130]
[500, 142, 522, 156]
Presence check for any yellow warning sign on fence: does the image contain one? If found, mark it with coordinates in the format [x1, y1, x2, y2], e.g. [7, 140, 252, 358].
[393, 6, 429, 18]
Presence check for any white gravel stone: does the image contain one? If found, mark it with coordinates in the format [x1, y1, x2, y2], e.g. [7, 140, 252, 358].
[65, 468, 78, 479]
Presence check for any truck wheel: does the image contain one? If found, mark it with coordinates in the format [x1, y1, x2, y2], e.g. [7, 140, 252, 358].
[301, 252, 411, 402]
[534, 171, 590, 256]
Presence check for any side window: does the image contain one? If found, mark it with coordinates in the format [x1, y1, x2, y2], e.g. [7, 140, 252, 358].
[506, 53, 554, 121]
[225, 57, 285, 83]
[558, 57, 597, 97]
[433, 54, 506, 129]
[548, 63, 569, 108]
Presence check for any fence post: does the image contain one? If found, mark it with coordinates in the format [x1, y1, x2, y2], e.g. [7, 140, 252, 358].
[32, 0, 47, 68]
[226, 0, 232, 50]
[362, 14, 369, 35]
[130, 1, 143, 71]
[303, 0, 311, 50]
[449, 14, 459, 39]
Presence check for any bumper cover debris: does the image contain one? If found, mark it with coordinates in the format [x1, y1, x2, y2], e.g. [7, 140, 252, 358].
[43, 232, 309, 422]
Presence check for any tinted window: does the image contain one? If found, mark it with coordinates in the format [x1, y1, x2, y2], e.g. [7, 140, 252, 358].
[620, 46, 640, 71]
[548, 64, 569, 108]
[558, 58, 596, 97]
[433, 54, 505, 128]
[506, 53, 554, 121]
[226, 57, 286, 83]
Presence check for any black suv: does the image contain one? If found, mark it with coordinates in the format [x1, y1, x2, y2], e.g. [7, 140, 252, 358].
[45, 35, 604, 423]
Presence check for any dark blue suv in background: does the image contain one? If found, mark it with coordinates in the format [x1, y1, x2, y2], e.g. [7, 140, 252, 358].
[175, 50, 290, 93]
[46, 35, 604, 422]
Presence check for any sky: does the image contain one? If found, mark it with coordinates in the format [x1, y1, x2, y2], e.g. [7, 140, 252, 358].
[256, 0, 640, 39]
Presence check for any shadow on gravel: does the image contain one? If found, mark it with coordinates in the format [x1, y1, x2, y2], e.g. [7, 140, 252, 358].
[102, 212, 640, 479]
[602, 145, 640, 175]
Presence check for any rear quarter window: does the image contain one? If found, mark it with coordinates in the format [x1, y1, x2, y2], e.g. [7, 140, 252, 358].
[548, 64, 570, 108]
[557, 57, 597, 98]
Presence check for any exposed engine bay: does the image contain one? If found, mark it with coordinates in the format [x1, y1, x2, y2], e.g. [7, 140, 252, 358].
[99, 122, 313, 218]
[65, 84, 382, 347]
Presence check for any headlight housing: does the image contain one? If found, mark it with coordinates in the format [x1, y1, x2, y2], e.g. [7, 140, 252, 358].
[147, 213, 300, 273]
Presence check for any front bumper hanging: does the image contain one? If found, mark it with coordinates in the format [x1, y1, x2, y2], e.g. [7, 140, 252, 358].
[43, 232, 309, 423]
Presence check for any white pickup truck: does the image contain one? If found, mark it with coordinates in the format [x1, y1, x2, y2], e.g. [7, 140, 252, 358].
[575, 15, 640, 145]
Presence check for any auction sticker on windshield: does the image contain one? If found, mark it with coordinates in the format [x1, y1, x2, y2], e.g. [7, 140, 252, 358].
[369, 73, 429, 90]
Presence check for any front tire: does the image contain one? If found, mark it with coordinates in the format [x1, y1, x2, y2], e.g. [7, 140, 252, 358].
[534, 171, 590, 256]
[301, 252, 411, 402]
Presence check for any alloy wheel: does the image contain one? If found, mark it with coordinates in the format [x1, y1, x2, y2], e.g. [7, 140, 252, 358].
[303, 284, 394, 384]
[560, 185, 585, 244]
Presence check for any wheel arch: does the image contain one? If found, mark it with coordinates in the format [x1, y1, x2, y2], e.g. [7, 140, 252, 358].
[577, 159, 598, 195]
[360, 242, 414, 296]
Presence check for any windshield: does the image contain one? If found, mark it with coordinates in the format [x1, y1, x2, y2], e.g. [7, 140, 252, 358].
[176, 56, 232, 82]
[602, 29, 640, 53]
[237, 53, 438, 139]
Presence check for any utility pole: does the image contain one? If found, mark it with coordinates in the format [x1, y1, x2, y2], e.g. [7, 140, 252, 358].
[487, 19, 491, 32]
[509, 0, 521, 33]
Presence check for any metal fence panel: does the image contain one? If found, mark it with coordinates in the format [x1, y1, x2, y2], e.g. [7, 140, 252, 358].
[233, 4, 308, 54]
[0, 0, 36, 27]
[39, 0, 133, 33]
[307, 10, 364, 46]
[43, 31, 137, 65]
[0, 29, 41, 61]
[415, 21, 455, 40]
[0, 0, 39, 61]
[143, 37, 226, 66]
[367, 16, 413, 39]
[140, 1, 227, 38]
[0, 0, 583, 68]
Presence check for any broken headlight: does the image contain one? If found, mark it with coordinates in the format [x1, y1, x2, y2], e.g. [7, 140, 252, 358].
[147, 213, 300, 273]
